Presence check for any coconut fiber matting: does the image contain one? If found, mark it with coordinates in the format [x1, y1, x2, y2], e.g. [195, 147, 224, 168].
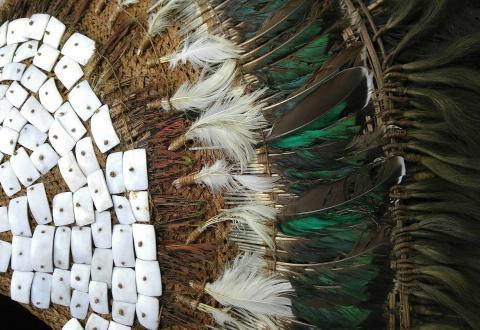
[0, 0, 232, 329]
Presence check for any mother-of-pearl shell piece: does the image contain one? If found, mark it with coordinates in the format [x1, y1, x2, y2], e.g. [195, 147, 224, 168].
[20, 95, 54, 133]
[0, 207, 9, 233]
[112, 195, 135, 225]
[6, 81, 29, 108]
[135, 259, 162, 297]
[73, 187, 95, 226]
[53, 192, 75, 226]
[33, 43, 60, 72]
[68, 80, 101, 121]
[76, 137, 100, 176]
[31, 272, 52, 309]
[86, 314, 109, 330]
[88, 170, 113, 212]
[91, 211, 112, 249]
[11, 271, 34, 304]
[89, 281, 109, 314]
[132, 224, 156, 261]
[30, 225, 55, 272]
[61, 32, 95, 66]
[136, 295, 160, 330]
[27, 182, 52, 225]
[49, 120, 76, 156]
[11, 236, 32, 271]
[52, 269, 71, 307]
[58, 151, 87, 192]
[105, 152, 125, 194]
[91, 248, 113, 288]
[111, 267, 137, 304]
[30, 143, 59, 174]
[70, 289, 90, 320]
[10, 146, 41, 187]
[90, 105, 120, 153]
[0, 240, 11, 272]
[123, 149, 148, 191]
[62, 318, 84, 330]
[18, 124, 47, 151]
[0, 161, 21, 196]
[24, 13, 50, 40]
[71, 263, 91, 292]
[54, 226, 71, 269]
[112, 225, 135, 268]
[54, 102, 87, 142]
[39, 78, 63, 113]
[0, 126, 20, 155]
[7, 18, 28, 44]
[55, 56, 84, 90]
[8, 196, 31, 237]
[129, 191, 150, 223]
[112, 300, 135, 326]
[71, 226, 93, 264]
[20, 65, 48, 93]
[13, 40, 38, 62]
[43, 16, 65, 49]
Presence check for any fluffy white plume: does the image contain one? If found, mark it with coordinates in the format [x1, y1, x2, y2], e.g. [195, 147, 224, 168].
[148, 0, 189, 35]
[205, 254, 294, 318]
[198, 304, 246, 329]
[162, 60, 237, 112]
[161, 35, 242, 69]
[183, 90, 267, 170]
[176, 159, 277, 192]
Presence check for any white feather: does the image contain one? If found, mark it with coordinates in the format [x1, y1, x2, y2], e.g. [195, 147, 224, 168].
[205, 254, 294, 318]
[148, 0, 189, 35]
[162, 34, 242, 69]
[179, 159, 277, 192]
[184, 90, 267, 170]
[163, 60, 237, 112]
[201, 203, 277, 249]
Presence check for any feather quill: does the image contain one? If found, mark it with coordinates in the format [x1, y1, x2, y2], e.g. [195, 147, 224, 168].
[170, 90, 267, 170]
[198, 304, 247, 330]
[147, 0, 189, 36]
[205, 254, 294, 318]
[161, 34, 243, 69]
[162, 60, 238, 112]
[173, 159, 277, 192]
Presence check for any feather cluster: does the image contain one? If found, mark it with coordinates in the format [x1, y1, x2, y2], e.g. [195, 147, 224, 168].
[205, 254, 294, 318]
[181, 89, 267, 170]
[147, 0, 189, 36]
[174, 159, 277, 192]
[161, 35, 243, 69]
[162, 60, 237, 112]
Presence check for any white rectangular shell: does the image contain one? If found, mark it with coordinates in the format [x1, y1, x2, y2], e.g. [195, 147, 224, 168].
[136, 295, 160, 330]
[89, 281, 109, 314]
[27, 182, 52, 225]
[53, 192, 75, 226]
[88, 170, 113, 212]
[73, 187, 95, 226]
[71, 263, 91, 292]
[13, 40, 39, 62]
[33, 43, 60, 72]
[91, 105, 120, 153]
[55, 102, 87, 141]
[76, 137, 100, 176]
[132, 224, 156, 261]
[6, 81, 29, 108]
[31, 272, 52, 309]
[70, 289, 90, 320]
[0, 207, 9, 233]
[68, 80, 101, 121]
[0, 240, 11, 272]
[8, 196, 31, 237]
[0, 126, 20, 155]
[20, 95, 54, 133]
[0, 161, 21, 196]
[20, 64, 48, 93]
[1, 62, 26, 81]
[129, 191, 150, 223]
[7, 18, 28, 44]
[11, 271, 34, 304]
[71, 226, 93, 264]
[61, 32, 95, 66]
[54, 226, 71, 269]
[92, 211, 112, 249]
[91, 248, 113, 288]
[55, 56, 84, 90]
[112, 224, 135, 267]
[25, 13, 50, 40]
[11, 147, 41, 187]
[39, 78, 63, 113]
[86, 314, 109, 330]
[112, 267, 137, 304]
[123, 149, 148, 191]
[0, 21, 7, 48]
[4, 108, 27, 132]
[11, 236, 32, 271]
[50, 119, 77, 156]
[136, 259, 162, 297]
[106, 152, 125, 194]
[30, 225, 55, 272]
[18, 124, 48, 151]
[52, 268, 72, 307]
[0, 98, 14, 123]
[113, 195, 135, 225]
[43, 16, 66, 49]
[58, 151, 87, 192]
[112, 301, 135, 326]
[31, 143, 59, 174]
[0, 44, 18, 66]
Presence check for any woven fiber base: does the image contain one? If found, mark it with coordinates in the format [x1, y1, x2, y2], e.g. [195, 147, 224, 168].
[0, 0, 236, 329]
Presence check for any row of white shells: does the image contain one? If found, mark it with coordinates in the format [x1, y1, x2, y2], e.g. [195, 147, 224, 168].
[0, 13, 161, 330]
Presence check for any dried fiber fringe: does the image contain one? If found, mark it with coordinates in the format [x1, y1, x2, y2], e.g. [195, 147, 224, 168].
[377, 0, 480, 327]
